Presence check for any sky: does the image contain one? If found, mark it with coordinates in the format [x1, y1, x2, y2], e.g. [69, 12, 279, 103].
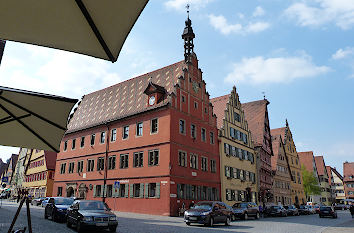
[0, 0, 353, 174]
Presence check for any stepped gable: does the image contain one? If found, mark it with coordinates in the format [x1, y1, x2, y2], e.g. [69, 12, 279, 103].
[242, 100, 268, 147]
[210, 94, 230, 129]
[298, 151, 315, 173]
[67, 60, 185, 133]
[314, 156, 325, 176]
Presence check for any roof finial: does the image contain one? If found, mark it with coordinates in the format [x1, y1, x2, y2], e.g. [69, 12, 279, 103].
[182, 4, 195, 62]
[186, 4, 190, 19]
[286, 118, 289, 127]
[262, 91, 266, 100]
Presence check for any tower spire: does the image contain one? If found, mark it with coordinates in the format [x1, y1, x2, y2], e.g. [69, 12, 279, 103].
[182, 4, 195, 62]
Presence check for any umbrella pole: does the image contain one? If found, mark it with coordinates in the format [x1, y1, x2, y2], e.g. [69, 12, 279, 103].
[25, 197, 33, 233]
[7, 197, 26, 233]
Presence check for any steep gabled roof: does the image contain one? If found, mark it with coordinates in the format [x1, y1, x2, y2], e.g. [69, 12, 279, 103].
[331, 167, 343, 181]
[67, 60, 185, 133]
[298, 151, 315, 174]
[314, 156, 326, 176]
[44, 151, 57, 170]
[210, 94, 230, 129]
[326, 166, 333, 184]
[343, 162, 354, 182]
[271, 135, 281, 170]
[270, 127, 286, 143]
[242, 99, 269, 147]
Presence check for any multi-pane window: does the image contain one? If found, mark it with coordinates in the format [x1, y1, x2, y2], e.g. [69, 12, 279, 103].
[72, 139, 76, 150]
[133, 183, 141, 198]
[80, 136, 85, 148]
[201, 157, 208, 171]
[120, 184, 127, 197]
[151, 118, 158, 133]
[179, 120, 185, 134]
[60, 163, 66, 174]
[107, 185, 113, 197]
[57, 187, 63, 196]
[234, 112, 240, 122]
[148, 150, 159, 166]
[100, 132, 106, 144]
[90, 134, 95, 146]
[77, 160, 83, 173]
[95, 185, 102, 197]
[178, 151, 187, 167]
[120, 154, 129, 169]
[64, 141, 68, 151]
[68, 162, 74, 173]
[191, 124, 196, 138]
[97, 157, 104, 171]
[111, 129, 117, 142]
[133, 152, 144, 167]
[87, 159, 94, 172]
[148, 183, 157, 197]
[210, 132, 214, 144]
[225, 166, 231, 177]
[136, 122, 143, 136]
[190, 153, 198, 169]
[210, 159, 216, 173]
[201, 128, 206, 142]
[123, 126, 129, 139]
[108, 156, 116, 170]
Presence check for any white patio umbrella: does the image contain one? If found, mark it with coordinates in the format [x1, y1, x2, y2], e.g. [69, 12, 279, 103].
[0, 86, 77, 152]
[0, 0, 149, 62]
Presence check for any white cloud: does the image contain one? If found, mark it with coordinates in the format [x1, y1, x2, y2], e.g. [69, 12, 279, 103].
[208, 14, 270, 35]
[253, 6, 265, 17]
[164, 0, 213, 11]
[332, 47, 354, 60]
[285, 0, 354, 29]
[225, 53, 330, 84]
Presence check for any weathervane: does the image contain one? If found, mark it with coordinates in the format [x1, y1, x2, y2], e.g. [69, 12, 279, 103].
[186, 4, 190, 18]
[262, 91, 266, 99]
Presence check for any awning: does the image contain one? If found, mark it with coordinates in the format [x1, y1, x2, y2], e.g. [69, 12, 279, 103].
[0, 0, 148, 62]
[0, 86, 77, 152]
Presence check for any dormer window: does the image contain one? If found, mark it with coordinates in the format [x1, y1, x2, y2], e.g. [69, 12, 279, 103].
[144, 81, 166, 107]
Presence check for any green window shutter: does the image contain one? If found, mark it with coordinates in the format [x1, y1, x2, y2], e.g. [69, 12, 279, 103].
[100, 185, 104, 197]
[183, 184, 187, 199]
[177, 184, 181, 198]
[145, 183, 149, 198]
[103, 185, 107, 197]
[156, 182, 160, 198]
[124, 185, 128, 198]
[139, 183, 144, 198]
[93, 185, 96, 197]
[129, 184, 133, 198]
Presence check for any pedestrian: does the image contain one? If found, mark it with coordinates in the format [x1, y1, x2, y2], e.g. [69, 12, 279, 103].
[259, 204, 263, 218]
[189, 201, 195, 209]
[350, 204, 354, 218]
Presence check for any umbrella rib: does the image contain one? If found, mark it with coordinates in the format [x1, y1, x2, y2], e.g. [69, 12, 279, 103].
[0, 96, 66, 131]
[75, 0, 115, 62]
[0, 103, 59, 153]
[0, 113, 31, 125]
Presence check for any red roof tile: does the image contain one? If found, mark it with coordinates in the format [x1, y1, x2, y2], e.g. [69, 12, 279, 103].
[298, 151, 315, 173]
[314, 156, 326, 176]
[270, 128, 286, 143]
[242, 100, 269, 147]
[343, 162, 354, 182]
[326, 166, 333, 184]
[44, 151, 57, 170]
[67, 61, 185, 133]
[210, 94, 230, 129]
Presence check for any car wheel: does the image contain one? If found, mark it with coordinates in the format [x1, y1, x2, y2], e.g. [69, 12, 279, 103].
[319, 215, 322, 218]
[66, 218, 71, 228]
[256, 212, 260, 219]
[44, 211, 48, 219]
[51, 212, 57, 222]
[244, 213, 248, 220]
[109, 226, 117, 232]
[186, 222, 191, 226]
[76, 221, 83, 233]
[225, 217, 231, 226]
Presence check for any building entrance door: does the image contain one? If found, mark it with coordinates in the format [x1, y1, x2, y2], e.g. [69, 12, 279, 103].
[67, 187, 74, 197]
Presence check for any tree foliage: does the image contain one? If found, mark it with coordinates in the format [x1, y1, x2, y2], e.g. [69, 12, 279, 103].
[301, 165, 321, 197]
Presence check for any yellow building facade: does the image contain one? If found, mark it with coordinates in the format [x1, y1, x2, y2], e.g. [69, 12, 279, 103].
[211, 87, 258, 206]
[22, 150, 57, 197]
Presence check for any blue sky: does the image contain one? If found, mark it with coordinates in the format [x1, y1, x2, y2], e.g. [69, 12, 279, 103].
[0, 0, 353, 174]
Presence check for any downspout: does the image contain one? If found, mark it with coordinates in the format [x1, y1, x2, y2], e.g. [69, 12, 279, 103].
[103, 122, 110, 203]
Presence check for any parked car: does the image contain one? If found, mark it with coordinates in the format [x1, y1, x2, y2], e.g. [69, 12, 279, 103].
[232, 202, 260, 220]
[264, 205, 287, 217]
[31, 197, 45, 206]
[334, 204, 349, 210]
[184, 201, 232, 227]
[66, 200, 118, 232]
[284, 205, 299, 216]
[298, 205, 310, 215]
[314, 205, 320, 214]
[44, 197, 75, 222]
[307, 205, 316, 214]
[41, 197, 50, 207]
[319, 206, 337, 218]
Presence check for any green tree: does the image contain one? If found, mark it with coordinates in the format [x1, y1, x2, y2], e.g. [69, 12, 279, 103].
[301, 165, 321, 198]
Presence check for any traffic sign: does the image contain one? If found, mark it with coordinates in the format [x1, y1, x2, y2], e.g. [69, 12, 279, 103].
[1, 176, 8, 183]
[114, 181, 120, 189]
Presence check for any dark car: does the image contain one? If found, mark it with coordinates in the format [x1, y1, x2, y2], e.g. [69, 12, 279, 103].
[298, 205, 310, 215]
[184, 201, 232, 227]
[31, 197, 45, 206]
[44, 197, 74, 222]
[66, 200, 118, 232]
[284, 205, 299, 216]
[319, 206, 337, 218]
[264, 205, 287, 217]
[334, 204, 349, 210]
[314, 205, 320, 214]
[232, 202, 260, 220]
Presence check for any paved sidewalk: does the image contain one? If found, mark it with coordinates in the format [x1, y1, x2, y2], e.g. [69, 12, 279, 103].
[322, 219, 354, 233]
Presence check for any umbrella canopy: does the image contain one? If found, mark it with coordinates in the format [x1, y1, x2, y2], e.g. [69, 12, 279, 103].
[0, 86, 77, 152]
[0, 0, 148, 62]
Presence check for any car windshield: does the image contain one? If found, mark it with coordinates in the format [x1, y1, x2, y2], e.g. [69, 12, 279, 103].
[79, 201, 107, 210]
[299, 206, 306, 209]
[233, 203, 248, 208]
[271, 206, 280, 210]
[55, 198, 74, 205]
[320, 207, 331, 211]
[192, 203, 212, 210]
